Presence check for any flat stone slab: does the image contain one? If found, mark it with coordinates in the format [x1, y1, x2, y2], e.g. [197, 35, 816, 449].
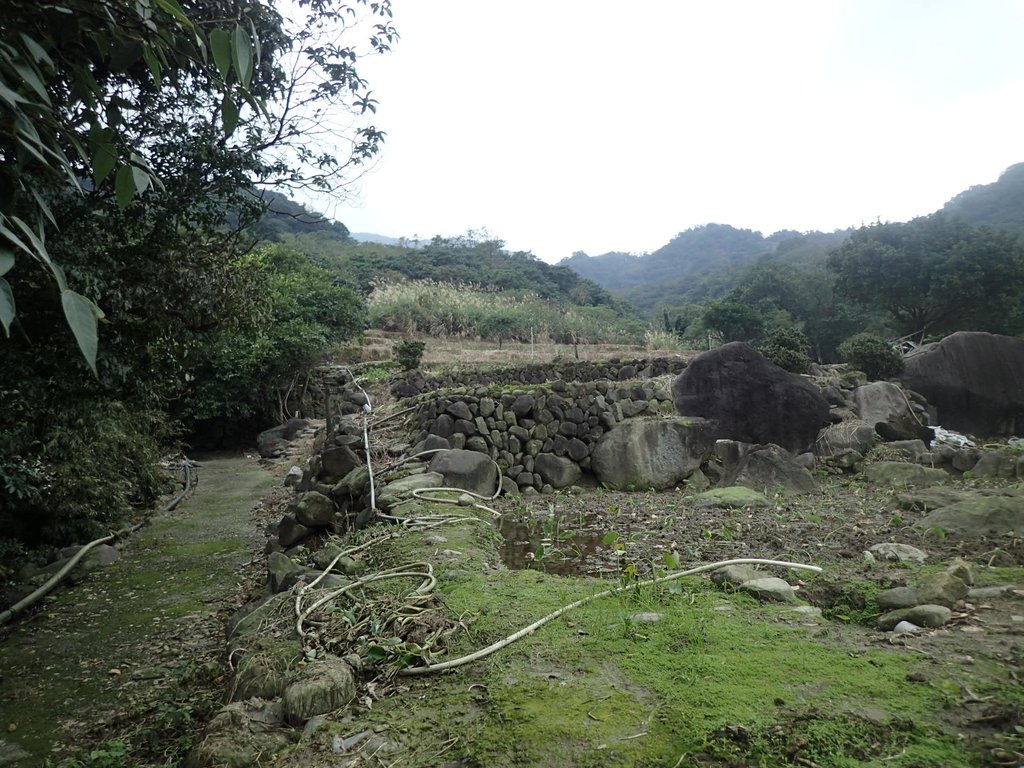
[739, 577, 798, 604]
[869, 543, 928, 563]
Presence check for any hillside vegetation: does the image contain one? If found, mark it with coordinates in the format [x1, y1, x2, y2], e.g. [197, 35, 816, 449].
[554, 162, 1024, 366]
[942, 162, 1024, 231]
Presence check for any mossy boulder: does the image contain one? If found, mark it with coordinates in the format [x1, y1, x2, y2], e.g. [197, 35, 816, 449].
[295, 491, 337, 527]
[918, 496, 1024, 537]
[282, 659, 357, 725]
[227, 592, 297, 644]
[267, 551, 304, 593]
[185, 700, 291, 768]
[876, 604, 952, 630]
[232, 638, 304, 700]
[428, 449, 499, 495]
[692, 486, 773, 509]
[863, 461, 948, 488]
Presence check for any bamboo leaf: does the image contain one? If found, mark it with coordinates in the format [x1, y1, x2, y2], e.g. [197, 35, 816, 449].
[221, 93, 239, 136]
[61, 289, 104, 375]
[19, 33, 53, 67]
[29, 188, 56, 227]
[0, 277, 14, 336]
[154, 0, 193, 28]
[210, 28, 232, 80]
[115, 164, 136, 208]
[142, 45, 162, 84]
[0, 81, 28, 108]
[232, 25, 253, 88]
[12, 61, 50, 103]
[0, 250, 13, 277]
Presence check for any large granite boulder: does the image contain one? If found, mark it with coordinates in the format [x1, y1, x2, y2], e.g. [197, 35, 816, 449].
[591, 418, 714, 490]
[814, 420, 876, 458]
[918, 495, 1024, 537]
[717, 442, 817, 496]
[672, 342, 829, 454]
[534, 454, 582, 489]
[901, 331, 1024, 437]
[428, 449, 499, 496]
[852, 382, 933, 442]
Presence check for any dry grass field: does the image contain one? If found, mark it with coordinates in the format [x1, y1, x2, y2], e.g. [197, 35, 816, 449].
[342, 329, 704, 368]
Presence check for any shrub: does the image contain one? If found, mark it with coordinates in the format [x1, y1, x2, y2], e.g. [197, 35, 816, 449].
[394, 340, 426, 370]
[0, 397, 170, 545]
[837, 333, 904, 380]
[757, 326, 812, 373]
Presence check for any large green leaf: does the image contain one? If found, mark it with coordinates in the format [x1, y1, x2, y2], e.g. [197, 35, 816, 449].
[0, 277, 14, 336]
[61, 290, 104, 374]
[115, 164, 136, 208]
[0, 249, 14, 277]
[91, 138, 117, 186]
[210, 28, 232, 80]
[141, 45, 163, 84]
[12, 60, 50, 103]
[232, 25, 253, 88]
[132, 164, 151, 196]
[221, 92, 239, 136]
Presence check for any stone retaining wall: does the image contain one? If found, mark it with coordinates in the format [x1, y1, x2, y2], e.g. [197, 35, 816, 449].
[391, 357, 687, 398]
[410, 377, 678, 493]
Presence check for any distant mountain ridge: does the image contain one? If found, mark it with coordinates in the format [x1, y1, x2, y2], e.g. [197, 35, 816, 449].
[350, 232, 415, 246]
[559, 224, 848, 313]
[559, 162, 1024, 314]
[941, 162, 1024, 231]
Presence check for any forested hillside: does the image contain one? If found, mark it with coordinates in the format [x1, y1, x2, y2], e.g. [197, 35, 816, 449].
[560, 225, 847, 313]
[942, 162, 1024, 231]
[563, 162, 1024, 319]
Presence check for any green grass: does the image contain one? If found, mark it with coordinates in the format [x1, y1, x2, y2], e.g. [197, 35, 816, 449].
[277, 500, 972, 768]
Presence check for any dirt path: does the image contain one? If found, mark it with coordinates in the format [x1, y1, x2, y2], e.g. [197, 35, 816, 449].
[0, 453, 276, 767]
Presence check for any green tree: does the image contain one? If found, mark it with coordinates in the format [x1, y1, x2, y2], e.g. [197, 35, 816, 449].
[477, 313, 522, 349]
[0, 1, 392, 546]
[702, 301, 765, 343]
[0, 0, 395, 368]
[756, 326, 812, 373]
[727, 261, 870, 362]
[828, 215, 1024, 340]
[837, 333, 904, 380]
[186, 246, 364, 429]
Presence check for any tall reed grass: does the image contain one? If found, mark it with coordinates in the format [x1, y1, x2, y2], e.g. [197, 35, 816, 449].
[367, 279, 647, 344]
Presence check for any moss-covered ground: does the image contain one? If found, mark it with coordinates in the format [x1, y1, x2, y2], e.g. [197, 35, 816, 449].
[275, 488, 1023, 768]
[0, 455, 274, 767]
[3, 448, 1022, 768]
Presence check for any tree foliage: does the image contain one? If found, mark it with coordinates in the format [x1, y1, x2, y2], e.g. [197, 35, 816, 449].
[837, 333, 904, 381]
[756, 326, 812, 373]
[0, 0, 395, 369]
[0, 1, 391, 547]
[827, 215, 1024, 340]
[701, 301, 765, 343]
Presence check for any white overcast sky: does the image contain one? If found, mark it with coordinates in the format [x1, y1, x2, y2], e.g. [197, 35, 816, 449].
[306, 0, 1024, 263]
